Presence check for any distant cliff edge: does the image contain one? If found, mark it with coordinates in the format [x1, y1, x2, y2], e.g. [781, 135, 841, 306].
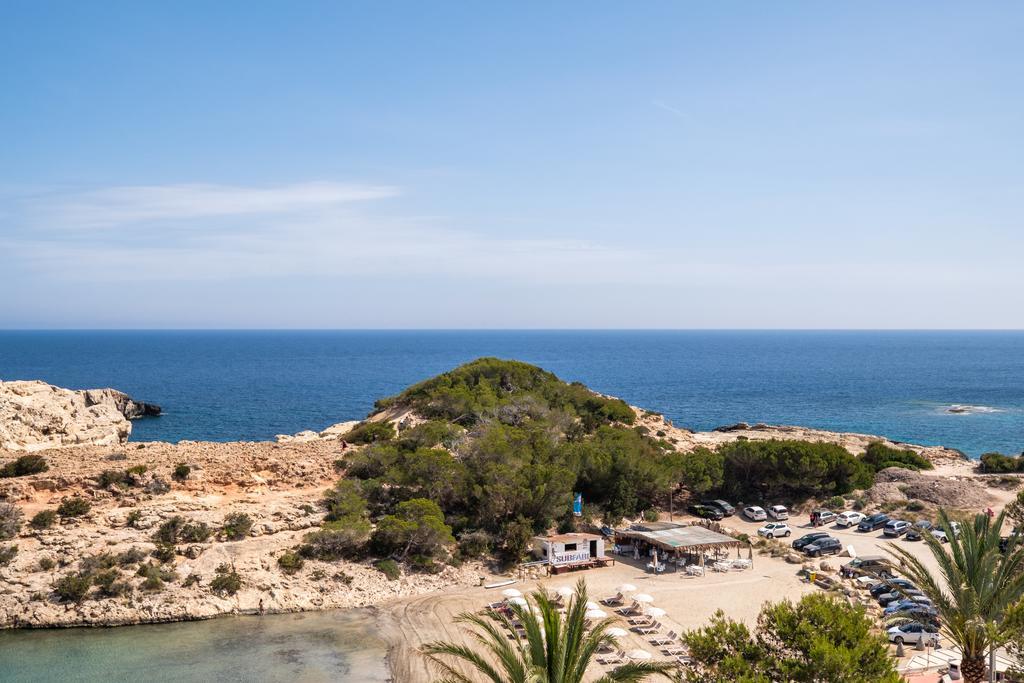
[0, 380, 160, 451]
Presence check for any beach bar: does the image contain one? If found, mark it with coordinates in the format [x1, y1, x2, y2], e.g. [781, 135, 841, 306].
[531, 533, 612, 574]
[614, 521, 742, 569]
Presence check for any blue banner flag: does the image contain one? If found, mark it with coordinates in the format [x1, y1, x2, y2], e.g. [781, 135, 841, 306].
[572, 493, 583, 516]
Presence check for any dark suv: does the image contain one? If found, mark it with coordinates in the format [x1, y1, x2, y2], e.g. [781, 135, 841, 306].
[858, 513, 890, 532]
[804, 537, 843, 557]
[688, 504, 724, 521]
[792, 532, 831, 551]
[702, 499, 735, 517]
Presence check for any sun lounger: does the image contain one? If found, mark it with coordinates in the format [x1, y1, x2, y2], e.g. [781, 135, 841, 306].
[650, 631, 679, 646]
[634, 621, 662, 635]
[600, 593, 624, 606]
[646, 562, 666, 573]
[627, 615, 653, 625]
[597, 650, 627, 665]
[685, 565, 704, 576]
[663, 643, 688, 656]
[674, 654, 694, 667]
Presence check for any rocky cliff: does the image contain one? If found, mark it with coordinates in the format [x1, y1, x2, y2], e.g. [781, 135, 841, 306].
[0, 380, 160, 452]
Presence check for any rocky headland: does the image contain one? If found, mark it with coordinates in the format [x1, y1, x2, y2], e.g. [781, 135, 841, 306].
[0, 362, 1003, 632]
[0, 380, 161, 452]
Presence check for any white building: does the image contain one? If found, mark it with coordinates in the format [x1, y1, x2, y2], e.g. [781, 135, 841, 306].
[532, 533, 608, 573]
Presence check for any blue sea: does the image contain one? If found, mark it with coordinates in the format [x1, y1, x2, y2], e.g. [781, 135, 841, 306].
[1, 330, 1022, 457]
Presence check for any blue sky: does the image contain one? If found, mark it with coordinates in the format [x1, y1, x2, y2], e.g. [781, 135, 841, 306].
[1, 2, 1022, 328]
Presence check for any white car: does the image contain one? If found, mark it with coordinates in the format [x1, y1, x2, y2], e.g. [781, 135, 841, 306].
[836, 511, 866, 527]
[887, 622, 940, 647]
[758, 522, 792, 539]
[768, 505, 789, 520]
[932, 521, 962, 543]
[743, 506, 767, 521]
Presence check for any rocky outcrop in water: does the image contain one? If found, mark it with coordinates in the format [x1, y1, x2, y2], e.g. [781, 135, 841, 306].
[0, 380, 160, 452]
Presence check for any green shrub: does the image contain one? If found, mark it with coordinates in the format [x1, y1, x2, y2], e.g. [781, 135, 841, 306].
[375, 558, 400, 580]
[30, 510, 56, 530]
[182, 573, 200, 587]
[116, 547, 147, 566]
[0, 454, 49, 478]
[150, 543, 176, 563]
[343, 421, 396, 445]
[371, 499, 454, 560]
[125, 510, 142, 528]
[92, 569, 130, 597]
[210, 564, 242, 595]
[0, 502, 24, 540]
[137, 562, 177, 590]
[79, 552, 117, 574]
[152, 516, 186, 544]
[980, 452, 1023, 474]
[141, 574, 164, 592]
[906, 500, 926, 512]
[642, 509, 660, 522]
[323, 480, 368, 522]
[38, 556, 55, 571]
[862, 442, 933, 472]
[53, 572, 92, 602]
[277, 551, 305, 575]
[179, 522, 212, 543]
[298, 518, 371, 560]
[126, 465, 147, 476]
[98, 469, 132, 489]
[173, 463, 191, 481]
[825, 495, 846, 510]
[457, 530, 493, 558]
[57, 497, 91, 518]
[0, 544, 17, 566]
[221, 512, 253, 541]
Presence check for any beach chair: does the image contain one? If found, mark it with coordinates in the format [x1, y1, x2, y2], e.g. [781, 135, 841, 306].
[663, 643, 688, 656]
[634, 620, 662, 635]
[627, 614, 652, 626]
[600, 592, 624, 606]
[485, 601, 505, 611]
[597, 649, 627, 665]
[674, 654, 694, 667]
[650, 630, 679, 646]
[617, 601, 640, 616]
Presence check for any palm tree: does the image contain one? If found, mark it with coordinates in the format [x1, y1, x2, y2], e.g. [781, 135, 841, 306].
[886, 509, 1024, 683]
[421, 578, 675, 683]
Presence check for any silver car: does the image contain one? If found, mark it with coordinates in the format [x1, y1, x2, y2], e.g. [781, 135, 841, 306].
[743, 506, 767, 521]
[887, 622, 940, 647]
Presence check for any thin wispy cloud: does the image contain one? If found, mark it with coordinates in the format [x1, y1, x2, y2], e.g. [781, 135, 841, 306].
[652, 99, 685, 117]
[29, 182, 398, 230]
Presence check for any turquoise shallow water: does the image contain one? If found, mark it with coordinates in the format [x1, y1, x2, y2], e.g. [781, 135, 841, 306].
[0, 610, 390, 683]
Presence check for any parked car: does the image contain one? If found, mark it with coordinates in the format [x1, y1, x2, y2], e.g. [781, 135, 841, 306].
[884, 598, 936, 618]
[857, 513, 891, 532]
[841, 555, 894, 579]
[883, 520, 912, 537]
[804, 537, 843, 557]
[878, 588, 925, 607]
[688, 504, 724, 521]
[905, 520, 932, 541]
[932, 521, 962, 543]
[767, 505, 789, 520]
[600, 525, 616, 538]
[870, 578, 917, 598]
[703, 499, 736, 517]
[887, 622, 940, 647]
[836, 511, 866, 527]
[792, 532, 831, 551]
[757, 523, 792, 539]
[743, 505, 767, 521]
[809, 509, 837, 526]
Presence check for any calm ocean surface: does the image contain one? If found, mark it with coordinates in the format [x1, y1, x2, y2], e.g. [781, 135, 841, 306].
[2, 330, 1023, 457]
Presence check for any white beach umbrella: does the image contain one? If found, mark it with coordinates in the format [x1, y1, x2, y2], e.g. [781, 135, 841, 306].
[628, 649, 653, 660]
[633, 593, 654, 604]
[585, 609, 608, 619]
[502, 588, 522, 598]
[508, 596, 528, 606]
[585, 600, 601, 610]
[645, 607, 667, 618]
[617, 583, 638, 593]
[555, 586, 575, 598]
[606, 626, 629, 639]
